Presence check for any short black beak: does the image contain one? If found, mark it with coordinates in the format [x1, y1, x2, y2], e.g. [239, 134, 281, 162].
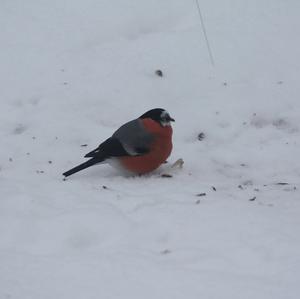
[167, 115, 175, 122]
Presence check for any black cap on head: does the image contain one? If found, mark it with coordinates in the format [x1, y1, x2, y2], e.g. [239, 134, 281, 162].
[140, 108, 175, 126]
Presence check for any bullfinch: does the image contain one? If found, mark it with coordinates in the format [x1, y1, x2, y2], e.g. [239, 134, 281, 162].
[63, 108, 175, 177]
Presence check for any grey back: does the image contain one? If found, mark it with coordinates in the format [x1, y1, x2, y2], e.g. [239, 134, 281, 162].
[112, 119, 154, 155]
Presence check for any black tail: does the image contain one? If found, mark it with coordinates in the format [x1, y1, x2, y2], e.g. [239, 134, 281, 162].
[84, 149, 98, 158]
[63, 158, 102, 177]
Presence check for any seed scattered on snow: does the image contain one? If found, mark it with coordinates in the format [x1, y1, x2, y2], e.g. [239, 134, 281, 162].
[48, 160, 52, 164]
[249, 196, 256, 201]
[102, 185, 108, 189]
[196, 193, 206, 197]
[80, 144, 88, 147]
[9, 158, 13, 162]
[155, 69, 163, 77]
[161, 173, 172, 178]
[212, 186, 217, 191]
[171, 158, 184, 169]
[197, 132, 205, 141]
[195, 199, 201, 204]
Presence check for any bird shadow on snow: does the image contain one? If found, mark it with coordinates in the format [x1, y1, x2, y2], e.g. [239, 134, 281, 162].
[61, 163, 176, 182]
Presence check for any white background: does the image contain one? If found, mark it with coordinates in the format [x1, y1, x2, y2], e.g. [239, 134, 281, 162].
[1, 1, 300, 298]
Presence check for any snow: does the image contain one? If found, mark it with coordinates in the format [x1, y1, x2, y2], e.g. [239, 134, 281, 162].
[1, 0, 300, 298]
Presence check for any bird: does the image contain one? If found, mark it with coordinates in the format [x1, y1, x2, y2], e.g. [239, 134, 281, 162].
[63, 108, 175, 177]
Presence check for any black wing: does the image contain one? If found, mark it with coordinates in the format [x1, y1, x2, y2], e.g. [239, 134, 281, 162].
[84, 137, 149, 159]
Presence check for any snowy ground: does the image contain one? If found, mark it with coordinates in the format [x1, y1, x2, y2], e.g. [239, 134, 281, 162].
[1, 0, 300, 298]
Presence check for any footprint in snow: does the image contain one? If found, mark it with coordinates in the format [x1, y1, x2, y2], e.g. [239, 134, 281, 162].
[13, 124, 27, 135]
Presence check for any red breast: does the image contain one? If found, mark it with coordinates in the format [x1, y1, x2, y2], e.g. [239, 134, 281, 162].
[119, 118, 173, 174]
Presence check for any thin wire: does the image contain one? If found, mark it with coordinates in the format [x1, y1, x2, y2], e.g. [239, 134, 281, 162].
[195, 0, 215, 66]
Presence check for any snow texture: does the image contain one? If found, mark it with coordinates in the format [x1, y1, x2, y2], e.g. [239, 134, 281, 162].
[1, 0, 300, 298]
